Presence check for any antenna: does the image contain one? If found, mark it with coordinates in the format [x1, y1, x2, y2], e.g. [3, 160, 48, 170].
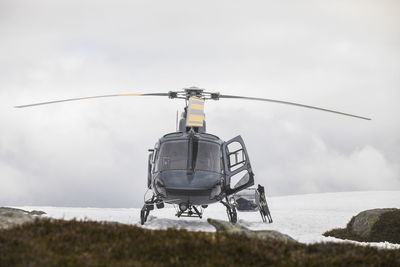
[176, 110, 178, 132]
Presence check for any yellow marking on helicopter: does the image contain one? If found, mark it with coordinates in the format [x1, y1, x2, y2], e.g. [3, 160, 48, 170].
[188, 114, 204, 122]
[189, 104, 204, 110]
[186, 96, 205, 127]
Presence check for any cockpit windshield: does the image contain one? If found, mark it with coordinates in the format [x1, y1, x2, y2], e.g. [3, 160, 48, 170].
[156, 140, 221, 173]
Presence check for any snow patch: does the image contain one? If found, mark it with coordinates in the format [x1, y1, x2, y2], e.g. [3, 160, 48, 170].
[16, 191, 400, 249]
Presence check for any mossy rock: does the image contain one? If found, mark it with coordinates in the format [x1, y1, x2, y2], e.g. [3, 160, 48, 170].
[0, 207, 34, 230]
[324, 208, 400, 244]
[0, 207, 46, 230]
[207, 218, 297, 243]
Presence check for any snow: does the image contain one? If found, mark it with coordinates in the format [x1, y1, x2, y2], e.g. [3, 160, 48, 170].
[17, 191, 400, 249]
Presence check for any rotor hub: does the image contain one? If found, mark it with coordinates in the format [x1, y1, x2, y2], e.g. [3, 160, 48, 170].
[168, 87, 220, 101]
[184, 86, 204, 98]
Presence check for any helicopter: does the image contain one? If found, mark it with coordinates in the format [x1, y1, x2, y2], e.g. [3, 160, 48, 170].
[15, 86, 371, 225]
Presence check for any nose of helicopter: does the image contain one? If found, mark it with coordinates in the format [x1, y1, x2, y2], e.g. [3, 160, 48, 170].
[157, 170, 222, 204]
[161, 170, 221, 189]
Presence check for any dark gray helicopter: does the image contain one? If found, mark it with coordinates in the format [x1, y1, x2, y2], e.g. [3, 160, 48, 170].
[15, 86, 370, 225]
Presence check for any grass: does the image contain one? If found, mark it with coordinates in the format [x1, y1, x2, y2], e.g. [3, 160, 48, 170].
[324, 210, 400, 244]
[0, 219, 399, 266]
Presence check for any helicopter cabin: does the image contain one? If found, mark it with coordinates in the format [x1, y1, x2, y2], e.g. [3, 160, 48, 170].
[147, 131, 255, 206]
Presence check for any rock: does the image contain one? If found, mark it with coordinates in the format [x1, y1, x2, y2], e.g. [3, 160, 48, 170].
[0, 207, 45, 230]
[29, 210, 46, 216]
[207, 218, 297, 243]
[207, 218, 249, 232]
[324, 208, 400, 244]
[351, 208, 397, 238]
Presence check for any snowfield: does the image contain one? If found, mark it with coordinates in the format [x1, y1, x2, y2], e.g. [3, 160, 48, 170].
[17, 191, 400, 249]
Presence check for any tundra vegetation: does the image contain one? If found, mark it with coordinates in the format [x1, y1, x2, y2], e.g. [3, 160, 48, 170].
[0, 218, 399, 266]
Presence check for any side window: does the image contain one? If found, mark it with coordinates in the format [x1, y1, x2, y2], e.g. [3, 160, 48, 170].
[230, 170, 250, 190]
[222, 135, 254, 194]
[226, 141, 246, 172]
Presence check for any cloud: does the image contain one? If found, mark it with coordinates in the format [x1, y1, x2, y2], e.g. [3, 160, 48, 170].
[0, 0, 399, 207]
[278, 144, 400, 195]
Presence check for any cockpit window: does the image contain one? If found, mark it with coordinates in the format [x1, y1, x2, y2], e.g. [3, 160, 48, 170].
[156, 140, 221, 173]
[192, 141, 221, 172]
[157, 141, 188, 171]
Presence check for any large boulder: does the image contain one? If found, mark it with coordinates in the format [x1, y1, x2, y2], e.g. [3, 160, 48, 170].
[207, 218, 297, 243]
[351, 208, 397, 238]
[0, 207, 45, 230]
[324, 208, 400, 244]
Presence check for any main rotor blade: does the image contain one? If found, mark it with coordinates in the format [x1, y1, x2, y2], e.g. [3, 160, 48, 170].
[14, 93, 169, 108]
[219, 94, 371, 120]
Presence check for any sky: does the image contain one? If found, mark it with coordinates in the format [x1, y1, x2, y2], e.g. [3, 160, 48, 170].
[0, 0, 399, 208]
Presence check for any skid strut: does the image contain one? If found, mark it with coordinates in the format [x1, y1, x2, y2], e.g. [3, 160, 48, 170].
[221, 197, 237, 224]
[176, 205, 203, 218]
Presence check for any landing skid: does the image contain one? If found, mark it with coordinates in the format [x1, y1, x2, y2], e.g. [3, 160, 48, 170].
[140, 196, 239, 225]
[140, 194, 164, 225]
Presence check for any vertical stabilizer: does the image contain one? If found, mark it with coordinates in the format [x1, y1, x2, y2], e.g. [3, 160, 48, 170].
[186, 97, 205, 127]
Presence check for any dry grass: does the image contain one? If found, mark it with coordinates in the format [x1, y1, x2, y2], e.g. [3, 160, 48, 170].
[0, 218, 399, 266]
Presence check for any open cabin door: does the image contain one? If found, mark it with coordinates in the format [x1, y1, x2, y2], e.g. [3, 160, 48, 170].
[222, 135, 254, 195]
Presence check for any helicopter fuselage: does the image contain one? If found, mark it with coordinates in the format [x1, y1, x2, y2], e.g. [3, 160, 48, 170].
[147, 131, 255, 207]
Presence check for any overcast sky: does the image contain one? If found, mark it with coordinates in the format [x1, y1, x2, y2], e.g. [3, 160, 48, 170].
[1, 0, 399, 208]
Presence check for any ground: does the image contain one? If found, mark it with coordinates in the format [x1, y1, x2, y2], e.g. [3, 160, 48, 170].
[15, 191, 400, 249]
[0, 219, 399, 266]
